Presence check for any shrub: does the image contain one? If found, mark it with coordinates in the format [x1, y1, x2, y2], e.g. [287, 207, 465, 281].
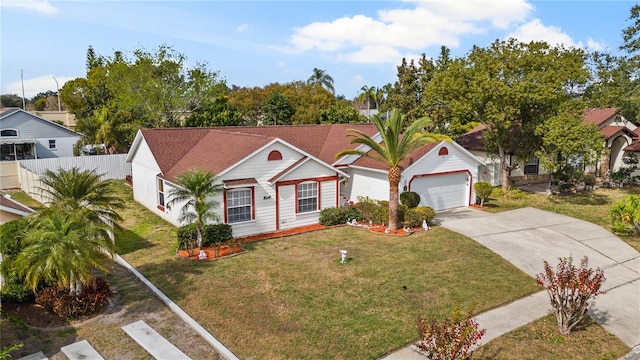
[404, 206, 436, 228]
[354, 200, 378, 222]
[610, 195, 640, 236]
[505, 187, 528, 200]
[203, 224, 233, 256]
[36, 278, 113, 319]
[416, 304, 486, 360]
[0, 219, 31, 303]
[400, 192, 421, 208]
[582, 174, 596, 186]
[0, 218, 27, 257]
[535, 256, 605, 335]
[319, 206, 362, 226]
[473, 182, 493, 206]
[370, 204, 389, 225]
[176, 223, 198, 253]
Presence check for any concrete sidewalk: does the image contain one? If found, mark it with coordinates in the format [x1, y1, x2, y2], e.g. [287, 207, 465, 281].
[383, 207, 640, 359]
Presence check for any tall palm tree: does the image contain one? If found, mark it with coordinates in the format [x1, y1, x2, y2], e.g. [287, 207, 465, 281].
[37, 167, 124, 229]
[167, 169, 223, 250]
[307, 68, 335, 94]
[358, 85, 375, 117]
[336, 109, 449, 230]
[16, 208, 115, 294]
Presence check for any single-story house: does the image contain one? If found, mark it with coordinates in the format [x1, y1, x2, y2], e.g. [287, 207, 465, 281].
[0, 108, 82, 161]
[126, 124, 484, 238]
[457, 108, 640, 186]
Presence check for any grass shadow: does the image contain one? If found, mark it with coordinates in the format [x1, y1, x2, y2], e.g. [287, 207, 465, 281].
[134, 257, 207, 302]
[116, 229, 155, 255]
[547, 191, 610, 206]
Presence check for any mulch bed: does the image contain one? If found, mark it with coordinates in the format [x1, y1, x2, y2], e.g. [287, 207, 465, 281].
[177, 245, 245, 261]
[2, 301, 70, 328]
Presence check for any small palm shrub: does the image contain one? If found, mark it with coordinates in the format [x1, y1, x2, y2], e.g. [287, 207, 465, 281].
[400, 192, 421, 208]
[319, 206, 363, 226]
[404, 206, 436, 228]
[536, 257, 605, 335]
[610, 195, 640, 236]
[473, 182, 493, 206]
[416, 304, 486, 360]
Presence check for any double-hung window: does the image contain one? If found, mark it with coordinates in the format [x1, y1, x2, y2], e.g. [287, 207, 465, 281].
[297, 182, 318, 213]
[227, 188, 252, 223]
[157, 178, 165, 209]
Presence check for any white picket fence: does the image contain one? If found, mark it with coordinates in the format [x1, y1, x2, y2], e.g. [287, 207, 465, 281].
[18, 154, 131, 203]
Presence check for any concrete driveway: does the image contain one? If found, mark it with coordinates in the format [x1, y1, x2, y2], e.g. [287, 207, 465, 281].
[436, 207, 640, 349]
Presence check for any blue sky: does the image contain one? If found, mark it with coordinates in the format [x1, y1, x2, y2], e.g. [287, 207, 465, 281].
[1, 0, 637, 100]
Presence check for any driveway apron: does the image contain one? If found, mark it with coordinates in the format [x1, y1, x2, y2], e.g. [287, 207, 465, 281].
[437, 207, 640, 348]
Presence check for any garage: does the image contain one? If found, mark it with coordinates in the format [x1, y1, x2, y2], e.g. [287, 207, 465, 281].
[409, 172, 469, 211]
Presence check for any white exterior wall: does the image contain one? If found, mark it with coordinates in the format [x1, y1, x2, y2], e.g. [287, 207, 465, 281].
[347, 167, 389, 203]
[402, 143, 480, 208]
[34, 136, 79, 158]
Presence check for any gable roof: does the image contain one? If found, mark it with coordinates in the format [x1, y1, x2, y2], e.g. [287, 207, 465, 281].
[600, 125, 637, 140]
[213, 123, 379, 165]
[0, 194, 34, 217]
[0, 108, 82, 136]
[351, 142, 441, 171]
[456, 124, 486, 151]
[582, 108, 619, 127]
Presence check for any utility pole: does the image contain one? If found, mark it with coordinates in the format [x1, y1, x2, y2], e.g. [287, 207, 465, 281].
[20, 69, 26, 109]
[53, 77, 61, 111]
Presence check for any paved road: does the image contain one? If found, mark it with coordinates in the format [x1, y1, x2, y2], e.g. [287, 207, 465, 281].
[384, 207, 640, 359]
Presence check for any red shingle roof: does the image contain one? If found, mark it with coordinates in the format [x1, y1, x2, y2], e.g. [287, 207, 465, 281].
[456, 124, 487, 151]
[583, 108, 618, 127]
[141, 124, 380, 182]
[351, 142, 440, 171]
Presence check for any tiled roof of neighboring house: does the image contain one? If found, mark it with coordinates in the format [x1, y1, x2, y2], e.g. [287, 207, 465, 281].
[600, 125, 637, 140]
[351, 142, 441, 171]
[456, 124, 487, 151]
[624, 141, 640, 152]
[583, 108, 618, 127]
[0, 195, 34, 216]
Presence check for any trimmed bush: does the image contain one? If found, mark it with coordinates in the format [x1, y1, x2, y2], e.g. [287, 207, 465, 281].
[319, 206, 363, 226]
[203, 224, 233, 247]
[582, 174, 596, 186]
[536, 257, 605, 335]
[473, 182, 493, 206]
[176, 223, 198, 251]
[404, 206, 436, 228]
[400, 192, 421, 208]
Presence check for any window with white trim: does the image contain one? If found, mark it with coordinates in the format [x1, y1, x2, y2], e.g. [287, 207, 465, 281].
[227, 188, 252, 223]
[157, 178, 165, 208]
[297, 182, 318, 213]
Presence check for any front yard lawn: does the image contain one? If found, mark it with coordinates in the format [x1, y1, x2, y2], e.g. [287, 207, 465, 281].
[114, 182, 541, 359]
[483, 187, 640, 252]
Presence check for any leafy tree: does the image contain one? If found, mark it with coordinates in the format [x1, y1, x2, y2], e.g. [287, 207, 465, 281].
[1, 93, 25, 108]
[262, 91, 294, 125]
[428, 39, 590, 190]
[167, 169, 223, 250]
[16, 207, 115, 294]
[473, 182, 493, 207]
[307, 67, 335, 94]
[336, 110, 448, 230]
[319, 99, 365, 124]
[227, 86, 267, 124]
[185, 96, 244, 127]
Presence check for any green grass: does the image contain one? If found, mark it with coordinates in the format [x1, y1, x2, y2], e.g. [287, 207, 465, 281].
[475, 314, 629, 360]
[110, 182, 541, 359]
[483, 187, 640, 251]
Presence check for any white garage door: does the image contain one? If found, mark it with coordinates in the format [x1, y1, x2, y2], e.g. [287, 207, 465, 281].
[411, 172, 468, 211]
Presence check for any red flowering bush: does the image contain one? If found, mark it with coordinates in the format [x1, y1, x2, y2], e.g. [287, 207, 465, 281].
[416, 305, 486, 360]
[536, 256, 606, 335]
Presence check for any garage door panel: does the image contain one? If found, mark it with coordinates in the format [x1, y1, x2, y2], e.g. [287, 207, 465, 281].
[411, 173, 468, 211]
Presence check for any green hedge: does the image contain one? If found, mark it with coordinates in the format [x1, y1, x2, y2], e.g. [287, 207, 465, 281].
[404, 206, 436, 228]
[319, 206, 363, 226]
[176, 223, 234, 249]
[400, 192, 421, 208]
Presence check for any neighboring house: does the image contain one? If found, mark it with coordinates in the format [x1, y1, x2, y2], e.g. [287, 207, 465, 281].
[32, 110, 77, 130]
[457, 108, 640, 186]
[0, 193, 34, 224]
[126, 124, 483, 238]
[0, 109, 82, 161]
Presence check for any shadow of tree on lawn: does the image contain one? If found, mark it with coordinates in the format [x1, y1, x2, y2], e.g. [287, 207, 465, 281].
[116, 229, 155, 255]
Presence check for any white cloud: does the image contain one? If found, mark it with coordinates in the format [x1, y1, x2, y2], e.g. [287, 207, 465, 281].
[2, 75, 74, 99]
[287, 0, 534, 64]
[586, 38, 606, 52]
[506, 19, 581, 48]
[1, 0, 58, 14]
[236, 24, 249, 33]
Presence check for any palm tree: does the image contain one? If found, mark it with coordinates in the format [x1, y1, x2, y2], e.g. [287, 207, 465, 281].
[167, 169, 223, 250]
[336, 109, 449, 230]
[37, 167, 124, 231]
[358, 85, 375, 117]
[16, 208, 115, 294]
[307, 68, 335, 94]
